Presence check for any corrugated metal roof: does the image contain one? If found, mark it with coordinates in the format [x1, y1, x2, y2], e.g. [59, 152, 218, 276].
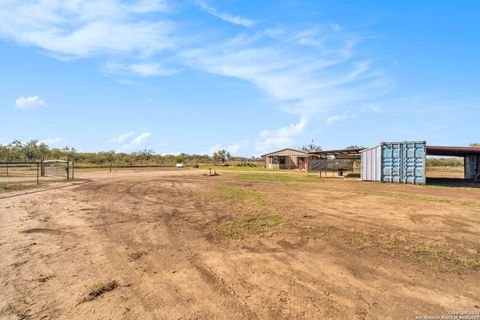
[261, 148, 308, 157]
[426, 146, 480, 156]
[309, 148, 365, 156]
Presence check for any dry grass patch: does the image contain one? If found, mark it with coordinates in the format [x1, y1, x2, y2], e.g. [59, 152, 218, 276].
[81, 280, 119, 303]
[212, 184, 265, 204]
[0, 183, 33, 193]
[346, 230, 480, 271]
[208, 184, 286, 239]
[233, 173, 321, 183]
[214, 213, 285, 239]
[128, 251, 147, 261]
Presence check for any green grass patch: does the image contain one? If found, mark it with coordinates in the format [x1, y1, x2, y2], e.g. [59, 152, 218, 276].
[347, 230, 480, 271]
[233, 173, 321, 183]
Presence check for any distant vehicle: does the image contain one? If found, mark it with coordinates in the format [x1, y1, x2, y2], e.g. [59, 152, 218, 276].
[176, 163, 184, 168]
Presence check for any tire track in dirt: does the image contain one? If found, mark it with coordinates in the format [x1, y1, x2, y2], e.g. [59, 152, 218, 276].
[80, 181, 168, 315]
[4, 193, 64, 319]
[124, 179, 258, 319]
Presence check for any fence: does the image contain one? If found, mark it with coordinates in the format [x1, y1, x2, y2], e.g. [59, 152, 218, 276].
[0, 160, 74, 185]
[308, 158, 359, 176]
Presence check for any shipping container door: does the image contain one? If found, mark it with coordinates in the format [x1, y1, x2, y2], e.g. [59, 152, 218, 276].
[382, 143, 401, 183]
[402, 142, 426, 184]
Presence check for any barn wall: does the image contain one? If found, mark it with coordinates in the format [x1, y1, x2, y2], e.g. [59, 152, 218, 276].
[465, 155, 480, 180]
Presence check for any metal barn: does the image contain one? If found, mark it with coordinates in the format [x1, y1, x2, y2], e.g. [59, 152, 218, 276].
[361, 141, 427, 185]
[426, 146, 480, 180]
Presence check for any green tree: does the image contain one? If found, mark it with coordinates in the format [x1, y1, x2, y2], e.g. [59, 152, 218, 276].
[175, 155, 185, 164]
[212, 149, 230, 163]
[12, 139, 46, 161]
[62, 146, 77, 161]
[301, 141, 322, 152]
[345, 145, 365, 149]
[471, 143, 480, 147]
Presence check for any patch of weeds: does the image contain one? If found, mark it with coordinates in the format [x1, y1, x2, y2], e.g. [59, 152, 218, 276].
[212, 213, 286, 239]
[0, 183, 31, 193]
[232, 173, 321, 183]
[346, 230, 480, 271]
[128, 251, 146, 261]
[212, 184, 264, 204]
[208, 184, 286, 240]
[82, 280, 119, 303]
[357, 190, 480, 209]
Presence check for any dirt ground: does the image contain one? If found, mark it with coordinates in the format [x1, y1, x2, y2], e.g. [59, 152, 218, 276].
[0, 168, 479, 319]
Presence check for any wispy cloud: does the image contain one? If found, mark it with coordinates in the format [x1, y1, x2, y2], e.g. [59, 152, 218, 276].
[180, 27, 390, 116]
[108, 131, 152, 151]
[108, 131, 136, 144]
[207, 140, 250, 155]
[120, 132, 152, 151]
[15, 96, 46, 109]
[256, 115, 308, 152]
[0, 0, 175, 60]
[130, 63, 177, 77]
[40, 137, 64, 146]
[326, 111, 350, 125]
[195, 0, 254, 27]
[104, 62, 178, 77]
[1, 0, 391, 144]
[0, 2, 389, 115]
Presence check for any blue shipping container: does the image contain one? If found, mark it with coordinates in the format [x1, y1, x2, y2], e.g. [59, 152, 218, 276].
[361, 141, 426, 185]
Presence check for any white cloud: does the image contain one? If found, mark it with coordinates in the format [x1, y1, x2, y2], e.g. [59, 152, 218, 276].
[1, 1, 391, 121]
[120, 132, 152, 151]
[207, 144, 222, 155]
[130, 132, 151, 145]
[207, 141, 250, 155]
[108, 131, 136, 144]
[108, 131, 152, 152]
[180, 27, 391, 115]
[130, 63, 177, 77]
[15, 96, 46, 109]
[361, 104, 382, 113]
[256, 115, 308, 152]
[196, 1, 254, 27]
[103, 62, 178, 77]
[40, 137, 64, 146]
[0, 0, 175, 59]
[326, 111, 350, 125]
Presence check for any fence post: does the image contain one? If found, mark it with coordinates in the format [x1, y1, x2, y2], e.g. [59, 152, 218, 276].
[36, 163, 40, 184]
[72, 162, 75, 181]
[41, 157, 45, 177]
[6, 164, 8, 177]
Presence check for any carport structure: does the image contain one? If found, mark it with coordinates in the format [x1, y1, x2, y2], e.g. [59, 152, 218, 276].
[307, 148, 364, 174]
[427, 146, 480, 181]
[308, 148, 364, 159]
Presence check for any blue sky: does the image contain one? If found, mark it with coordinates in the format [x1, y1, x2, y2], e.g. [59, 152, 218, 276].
[0, 0, 479, 156]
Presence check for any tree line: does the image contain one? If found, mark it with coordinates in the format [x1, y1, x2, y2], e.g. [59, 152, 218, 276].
[1, 140, 478, 167]
[0, 140, 261, 166]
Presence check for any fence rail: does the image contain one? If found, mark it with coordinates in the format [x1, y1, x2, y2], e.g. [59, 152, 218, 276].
[0, 160, 73, 184]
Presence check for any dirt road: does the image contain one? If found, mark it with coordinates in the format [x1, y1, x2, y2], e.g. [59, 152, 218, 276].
[0, 169, 479, 319]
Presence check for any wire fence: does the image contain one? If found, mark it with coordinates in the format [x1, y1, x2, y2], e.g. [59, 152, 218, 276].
[308, 159, 360, 176]
[0, 161, 73, 186]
